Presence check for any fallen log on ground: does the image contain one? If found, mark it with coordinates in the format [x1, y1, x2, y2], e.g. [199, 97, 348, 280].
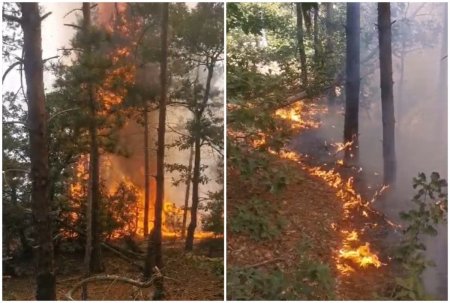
[66, 266, 162, 300]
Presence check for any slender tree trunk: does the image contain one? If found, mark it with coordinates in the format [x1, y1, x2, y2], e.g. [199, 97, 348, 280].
[185, 64, 215, 251]
[21, 3, 56, 299]
[181, 145, 194, 239]
[325, 3, 337, 108]
[82, 3, 103, 287]
[296, 3, 308, 87]
[438, 5, 448, 127]
[343, 3, 360, 164]
[378, 3, 396, 185]
[313, 6, 319, 66]
[143, 103, 150, 237]
[144, 3, 168, 299]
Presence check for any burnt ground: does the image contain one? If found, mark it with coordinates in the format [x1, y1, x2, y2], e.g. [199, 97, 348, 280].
[227, 103, 398, 300]
[3, 238, 223, 300]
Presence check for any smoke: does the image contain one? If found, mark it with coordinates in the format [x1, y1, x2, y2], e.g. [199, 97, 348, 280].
[94, 3, 223, 232]
[304, 2, 447, 298]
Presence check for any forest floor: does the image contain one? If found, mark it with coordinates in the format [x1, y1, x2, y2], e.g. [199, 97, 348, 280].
[3, 238, 223, 300]
[227, 100, 398, 300]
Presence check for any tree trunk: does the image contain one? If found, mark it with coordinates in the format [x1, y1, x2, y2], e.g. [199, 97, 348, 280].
[82, 2, 103, 282]
[378, 3, 396, 185]
[438, 4, 448, 138]
[313, 6, 319, 66]
[181, 145, 194, 239]
[325, 3, 337, 108]
[343, 3, 360, 164]
[296, 3, 308, 87]
[185, 63, 215, 252]
[144, 3, 169, 300]
[21, 3, 56, 299]
[143, 102, 150, 237]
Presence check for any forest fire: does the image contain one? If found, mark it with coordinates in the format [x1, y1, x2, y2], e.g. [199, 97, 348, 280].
[272, 98, 383, 273]
[63, 4, 212, 241]
[275, 101, 323, 130]
[277, 150, 383, 272]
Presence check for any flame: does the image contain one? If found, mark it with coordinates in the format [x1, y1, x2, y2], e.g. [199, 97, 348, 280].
[63, 5, 215, 242]
[332, 140, 354, 154]
[274, 101, 323, 130]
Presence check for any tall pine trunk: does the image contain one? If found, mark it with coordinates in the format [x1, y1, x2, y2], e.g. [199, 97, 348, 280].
[343, 3, 360, 164]
[143, 102, 150, 237]
[144, 3, 169, 299]
[185, 64, 215, 251]
[378, 3, 396, 185]
[296, 3, 308, 87]
[20, 3, 56, 299]
[181, 145, 194, 239]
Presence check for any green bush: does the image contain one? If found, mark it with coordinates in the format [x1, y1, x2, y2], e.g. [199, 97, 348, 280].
[392, 172, 447, 300]
[229, 198, 286, 240]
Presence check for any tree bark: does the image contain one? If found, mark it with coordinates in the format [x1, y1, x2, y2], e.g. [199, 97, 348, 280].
[185, 63, 215, 251]
[82, 2, 103, 280]
[343, 3, 360, 164]
[20, 3, 56, 299]
[143, 102, 150, 237]
[378, 3, 396, 185]
[325, 3, 337, 108]
[181, 145, 194, 239]
[144, 3, 169, 300]
[296, 3, 308, 87]
[313, 6, 319, 66]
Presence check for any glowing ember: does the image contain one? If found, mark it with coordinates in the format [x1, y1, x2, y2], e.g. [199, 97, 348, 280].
[332, 140, 354, 154]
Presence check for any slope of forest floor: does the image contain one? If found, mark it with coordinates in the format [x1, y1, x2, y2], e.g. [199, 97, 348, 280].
[227, 101, 397, 300]
[3, 239, 223, 300]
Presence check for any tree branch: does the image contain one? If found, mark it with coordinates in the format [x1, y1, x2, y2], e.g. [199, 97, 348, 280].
[3, 14, 21, 24]
[40, 12, 52, 21]
[48, 108, 79, 123]
[42, 55, 59, 64]
[64, 23, 82, 30]
[2, 61, 22, 83]
[66, 267, 162, 300]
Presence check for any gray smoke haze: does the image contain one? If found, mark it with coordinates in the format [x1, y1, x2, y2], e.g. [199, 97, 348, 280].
[304, 2, 447, 298]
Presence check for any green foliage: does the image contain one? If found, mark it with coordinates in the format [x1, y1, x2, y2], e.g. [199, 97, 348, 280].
[202, 189, 224, 235]
[103, 181, 140, 239]
[392, 172, 447, 300]
[229, 198, 286, 240]
[227, 259, 334, 300]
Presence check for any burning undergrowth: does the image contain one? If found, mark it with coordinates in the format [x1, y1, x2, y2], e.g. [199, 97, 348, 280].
[61, 3, 215, 241]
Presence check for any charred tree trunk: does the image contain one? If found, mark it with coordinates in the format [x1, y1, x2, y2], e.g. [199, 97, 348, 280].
[144, 3, 169, 300]
[20, 3, 56, 299]
[143, 102, 150, 237]
[181, 145, 194, 239]
[82, 2, 103, 284]
[343, 3, 360, 164]
[296, 3, 308, 87]
[378, 3, 396, 185]
[185, 63, 215, 251]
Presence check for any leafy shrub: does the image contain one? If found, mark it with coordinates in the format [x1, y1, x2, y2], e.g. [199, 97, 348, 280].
[227, 259, 334, 300]
[393, 172, 447, 300]
[229, 198, 286, 240]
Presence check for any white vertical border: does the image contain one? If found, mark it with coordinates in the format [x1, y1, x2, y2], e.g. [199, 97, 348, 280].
[223, 1, 228, 301]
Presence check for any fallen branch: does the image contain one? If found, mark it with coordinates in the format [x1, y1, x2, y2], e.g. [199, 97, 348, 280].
[66, 267, 162, 300]
[100, 242, 144, 270]
[285, 90, 308, 105]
